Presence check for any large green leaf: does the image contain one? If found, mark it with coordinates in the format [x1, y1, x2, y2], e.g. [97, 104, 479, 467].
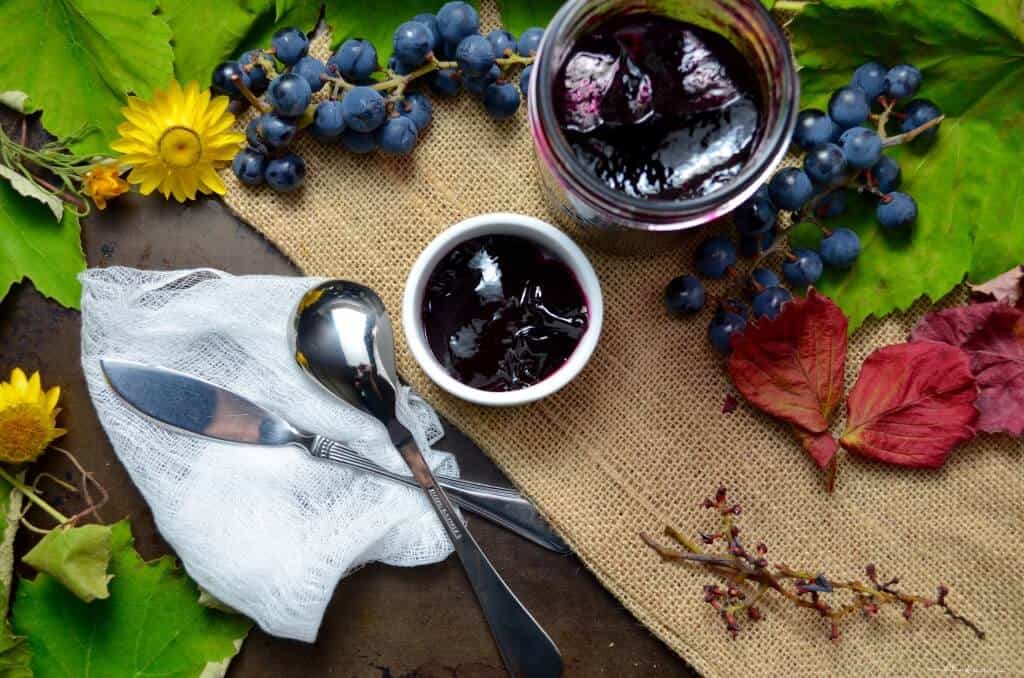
[13, 520, 251, 678]
[160, 0, 274, 84]
[497, 0, 560, 35]
[0, 183, 85, 309]
[789, 0, 1024, 328]
[0, 0, 174, 155]
[23, 524, 114, 603]
[323, 1, 478, 53]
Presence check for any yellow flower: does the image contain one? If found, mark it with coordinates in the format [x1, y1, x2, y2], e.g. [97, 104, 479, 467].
[110, 80, 244, 202]
[82, 163, 130, 210]
[0, 368, 65, 463]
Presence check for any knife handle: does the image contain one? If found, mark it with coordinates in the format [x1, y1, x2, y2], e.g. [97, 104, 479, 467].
[310, 436, 570, 554]
[396, 439, 563, 678]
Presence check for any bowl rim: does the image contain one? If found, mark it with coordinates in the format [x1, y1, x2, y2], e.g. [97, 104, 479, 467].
[402, 212, 603, 406]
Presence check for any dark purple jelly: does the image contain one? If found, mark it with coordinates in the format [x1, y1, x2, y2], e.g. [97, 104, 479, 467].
[554, 13, 762, 201]
[422, 235, 589, 392]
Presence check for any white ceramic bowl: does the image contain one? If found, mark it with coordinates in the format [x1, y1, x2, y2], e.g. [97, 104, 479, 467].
[403, 212, 603, 406]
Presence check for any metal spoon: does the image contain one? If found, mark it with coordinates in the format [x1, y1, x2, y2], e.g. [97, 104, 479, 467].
[290, 280, 563, 678]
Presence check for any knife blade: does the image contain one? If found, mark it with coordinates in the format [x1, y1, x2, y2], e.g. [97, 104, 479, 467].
[100, 359, 569, 554]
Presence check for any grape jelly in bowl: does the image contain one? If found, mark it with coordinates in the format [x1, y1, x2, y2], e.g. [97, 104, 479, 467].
[403, 213, 603, 406]
[528, 0, 798, 247]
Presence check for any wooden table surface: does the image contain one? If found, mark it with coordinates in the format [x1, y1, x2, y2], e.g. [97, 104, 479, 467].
[0, 192, 697, 678]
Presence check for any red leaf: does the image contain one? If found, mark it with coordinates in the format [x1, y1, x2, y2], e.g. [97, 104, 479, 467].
[913, 303, 1024, 435]
[728, 289, 847, 434]
[968, 265, 1024, 307]
[840, 341, 978, 468]
[793, 427, 838, 470]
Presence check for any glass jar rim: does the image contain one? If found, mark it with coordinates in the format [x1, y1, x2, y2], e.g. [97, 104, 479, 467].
[528, 0, 799, 231]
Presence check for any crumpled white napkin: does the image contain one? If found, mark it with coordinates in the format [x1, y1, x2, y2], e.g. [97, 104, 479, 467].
[79, 267, 457, 642]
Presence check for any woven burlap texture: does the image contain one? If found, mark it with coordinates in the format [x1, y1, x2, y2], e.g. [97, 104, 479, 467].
[222, 9, 1023, 676]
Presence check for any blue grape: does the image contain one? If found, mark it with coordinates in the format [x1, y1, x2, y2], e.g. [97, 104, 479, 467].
[340, 128, 377, 154]
[750, 267, 780, 290]
[664, 275, 705, 315]
[394, 21, 433, 67]
[695, 236, 737, 279]
[341, 86, 386, 132]
[733, 185, 776, 235]
[265, 153, 305, 192]
[436, 1, 479, 44]
[793, 109, 836, 151]
[413, 13, 442, 52]
[828, 86, 870, 129]
[814, 189, 848, 218]
[819, 228, 861, 268]
[247, 114, 296, 150]
[387, 55, 416, 76]
[329, 39, 378, 81]
[519, 64, 533, 96]
[782, 248, 823, 287]
[877, 192, 917, 229]
[483, 82, 521, 119]
[465, 63, 500, 97]
[430, 68, 462, 96]
[239, 50, 269, 94]
[232, 149, 266, 185]
[739, 227, 776, 258]
[901, 99, 942, 140]
[517, 27, 544, 57]
[839, 127, 882, 169]
[456, 35, 496, 77]
[871, 155, 901, 193]
[398, 93, 432, 131]
[267, 73, 311, 117]
[752, 287, 792, 320]
[377, 116, 418, 155]
[803, 143, 847, 185]
[272, 27, 309, 66]
[709, 309, 747, 354]
[768, 167, 814, 210]
[884, 64, 922, 99]
[311, 100, 346, 140]
[851, 61, 887, 99]
[292, 56, 326, 92]
[211, 61, 250, 99]
[487, 29, 516, 58]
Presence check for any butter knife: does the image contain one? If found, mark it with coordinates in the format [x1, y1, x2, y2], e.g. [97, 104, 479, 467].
[100, 359, 569, 554]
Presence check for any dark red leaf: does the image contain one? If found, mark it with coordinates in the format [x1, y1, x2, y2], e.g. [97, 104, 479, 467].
[792, 427, 838, 469]
[840, 341, 978, 468]
[913, 303, 1024, 435]
[968, 265, 1024, 307]
[728, 289, 847, 434]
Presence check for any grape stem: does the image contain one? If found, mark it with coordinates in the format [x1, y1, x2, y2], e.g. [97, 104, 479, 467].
[881, 114, 945, 147]
[230, 74, 271, 113]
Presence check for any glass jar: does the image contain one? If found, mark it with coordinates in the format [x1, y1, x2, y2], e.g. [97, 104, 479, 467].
[528, 0, 798, 252]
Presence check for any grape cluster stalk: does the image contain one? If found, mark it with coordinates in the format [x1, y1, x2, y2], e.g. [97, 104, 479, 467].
[210, 1, 541, 193]
[664, 61, 945, 353]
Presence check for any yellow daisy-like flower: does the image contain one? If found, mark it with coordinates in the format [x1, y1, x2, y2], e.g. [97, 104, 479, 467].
[82, 163, 130, 210]
[0, 368, 65, 463]
[110, 80, 245, 202]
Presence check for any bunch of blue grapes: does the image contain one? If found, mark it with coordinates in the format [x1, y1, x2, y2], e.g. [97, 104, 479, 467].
[211, 2, 541, 193]
[663, 61, 943, 353]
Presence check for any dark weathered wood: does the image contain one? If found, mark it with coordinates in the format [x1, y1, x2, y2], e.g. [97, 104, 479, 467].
[0, 188, 695, 677]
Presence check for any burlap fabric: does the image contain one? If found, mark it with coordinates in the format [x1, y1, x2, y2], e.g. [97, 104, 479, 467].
[222, 6, 1023, 676]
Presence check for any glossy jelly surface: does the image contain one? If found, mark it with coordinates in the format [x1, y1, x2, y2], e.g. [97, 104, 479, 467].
[422, 235, 589, 391]
[553, 12, 762, 201]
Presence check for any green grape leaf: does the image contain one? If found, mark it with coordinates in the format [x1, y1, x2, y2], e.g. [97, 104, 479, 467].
[0, 166, 64, 222]
[788, 0, 1024, 329]
[497, 0, 560, 35]
[0, 183, 85, 309]
[0, 622, 32, 678]
[0, 92, 34, 115]
[323, 1, 478, 53]
[22, 524, 114, 603]
[159, 0, 274, 84]
[13, 520, 251, 678]
[0, 0, 174, 156]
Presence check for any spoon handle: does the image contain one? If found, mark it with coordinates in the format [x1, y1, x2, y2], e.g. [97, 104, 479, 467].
[396, 437, 563, 678]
